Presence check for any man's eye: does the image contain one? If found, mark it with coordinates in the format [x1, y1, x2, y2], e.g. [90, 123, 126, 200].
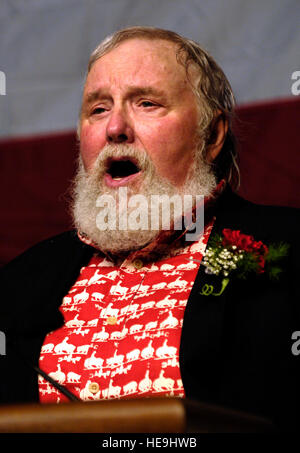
[91, 107, 106, 115]
[140, 101, 157, 108]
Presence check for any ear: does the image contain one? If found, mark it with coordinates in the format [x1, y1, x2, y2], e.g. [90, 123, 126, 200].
[206, 111, 228, 163]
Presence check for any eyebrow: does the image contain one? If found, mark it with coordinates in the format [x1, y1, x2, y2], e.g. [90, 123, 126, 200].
[83, 86, 167, 106]
[81, 89, 110, 115]
[126, 86, 167, 100]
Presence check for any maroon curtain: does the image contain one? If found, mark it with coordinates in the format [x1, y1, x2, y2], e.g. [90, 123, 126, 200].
[0, 97, 299, 266]
[234, 97, 300, 208]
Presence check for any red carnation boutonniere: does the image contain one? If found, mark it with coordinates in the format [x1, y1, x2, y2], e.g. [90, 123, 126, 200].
[198, 229, 289, 296]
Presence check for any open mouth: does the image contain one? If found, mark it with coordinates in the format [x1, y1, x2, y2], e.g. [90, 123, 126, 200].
[104, 157, 141, 186]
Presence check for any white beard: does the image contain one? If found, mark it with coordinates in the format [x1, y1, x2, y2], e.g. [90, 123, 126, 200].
[71, 144, 216, 254]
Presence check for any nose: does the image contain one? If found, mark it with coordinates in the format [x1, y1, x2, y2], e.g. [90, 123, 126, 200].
[106, 108, 134, 144]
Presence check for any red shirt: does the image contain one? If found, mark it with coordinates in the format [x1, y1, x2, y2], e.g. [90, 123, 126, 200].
[39, 219, 215, 403]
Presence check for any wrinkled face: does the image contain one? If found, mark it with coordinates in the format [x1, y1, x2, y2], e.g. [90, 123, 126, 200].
[79, 38, 201, 188]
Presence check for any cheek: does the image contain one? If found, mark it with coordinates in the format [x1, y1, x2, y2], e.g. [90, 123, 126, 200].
[145, 119, 197, 171]
[148, 117, 196, 162]
[80, 124, 106, 171]
[152, 114, 198, 152]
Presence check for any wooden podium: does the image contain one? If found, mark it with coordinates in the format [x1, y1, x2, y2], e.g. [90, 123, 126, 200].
[0, 398, 273, 433]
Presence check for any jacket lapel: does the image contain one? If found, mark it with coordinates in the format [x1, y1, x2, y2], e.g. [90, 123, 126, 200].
[179, 211, 230, 403]
[179, 186, 254, 402]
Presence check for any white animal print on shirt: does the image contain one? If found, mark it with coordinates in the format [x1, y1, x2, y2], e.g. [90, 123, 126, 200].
[39, 220, 214, 403]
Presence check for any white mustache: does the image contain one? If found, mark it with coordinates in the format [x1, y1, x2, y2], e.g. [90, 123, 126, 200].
[92, 144, 152, 175]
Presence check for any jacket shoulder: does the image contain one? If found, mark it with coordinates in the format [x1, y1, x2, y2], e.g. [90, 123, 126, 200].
[1, 230, 88, 273]
[216, 188, 300, 242]
[0, 230, 94, 307]
[0, 230, 94, 333]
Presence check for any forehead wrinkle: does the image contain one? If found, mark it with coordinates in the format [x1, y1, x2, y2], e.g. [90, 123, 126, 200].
[82, 39, 196, 114]
[90, 39, 187, 84]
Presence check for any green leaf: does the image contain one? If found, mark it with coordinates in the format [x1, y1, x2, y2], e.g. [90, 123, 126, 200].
[268, 266, 283, 280]
[265, 243, 289, 263]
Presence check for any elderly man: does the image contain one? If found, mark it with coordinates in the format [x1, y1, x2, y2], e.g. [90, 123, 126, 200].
[0, 27, 299, 431]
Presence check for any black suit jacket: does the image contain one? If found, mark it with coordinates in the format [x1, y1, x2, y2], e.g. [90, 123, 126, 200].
[0, 187, 299, 431]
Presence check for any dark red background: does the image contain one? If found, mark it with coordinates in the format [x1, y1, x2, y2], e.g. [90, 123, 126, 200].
[1, 97, 299, 267]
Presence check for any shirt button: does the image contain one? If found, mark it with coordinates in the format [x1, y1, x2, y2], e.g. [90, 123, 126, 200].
[107, 316, 118, 325]
[88, 382, 100, 394]
[132, 259, 143, 269]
